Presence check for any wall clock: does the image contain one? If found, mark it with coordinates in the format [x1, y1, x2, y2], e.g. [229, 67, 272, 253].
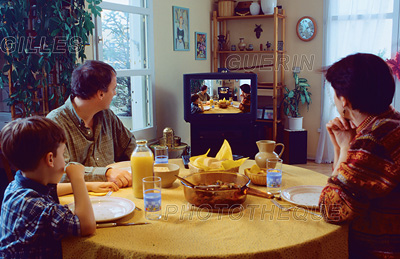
[296, 16, 317, 41]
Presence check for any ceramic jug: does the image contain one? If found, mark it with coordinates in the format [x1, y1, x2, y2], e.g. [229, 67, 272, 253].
[254, 140, 284, 168]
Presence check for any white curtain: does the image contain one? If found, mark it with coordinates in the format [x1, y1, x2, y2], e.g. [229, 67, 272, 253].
[316, 0, 398, 163]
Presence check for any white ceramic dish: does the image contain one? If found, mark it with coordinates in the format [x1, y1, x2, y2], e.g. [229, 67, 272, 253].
[68, 197, 135, 222]
[281, 185, 324, 209]
[203, 105, 211, 111]
[154, 163, 180, 188]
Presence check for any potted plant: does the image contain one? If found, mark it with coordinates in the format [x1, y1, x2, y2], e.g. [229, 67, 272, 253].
[282, 72, 312, 130]
[0, 0, 101, 118]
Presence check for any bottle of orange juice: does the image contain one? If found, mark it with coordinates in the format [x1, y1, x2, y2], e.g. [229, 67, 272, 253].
[131, 140, 154, 198]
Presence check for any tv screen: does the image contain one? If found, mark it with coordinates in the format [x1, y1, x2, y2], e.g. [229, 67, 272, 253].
[184, 72, 257, 123]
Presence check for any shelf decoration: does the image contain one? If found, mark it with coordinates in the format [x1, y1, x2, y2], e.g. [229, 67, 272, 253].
[173, 6, 190, 51]
[254, 24, 263, 39]
[211, 7, 285, 141]
[387, 51, 400, 81]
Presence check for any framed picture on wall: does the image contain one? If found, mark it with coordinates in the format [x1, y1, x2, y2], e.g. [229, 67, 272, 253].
[195, 32, 207, 60]
[173, 6, 190, 51]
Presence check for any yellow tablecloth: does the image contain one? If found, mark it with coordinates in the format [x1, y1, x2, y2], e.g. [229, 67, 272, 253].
[60, 159, 348, 259]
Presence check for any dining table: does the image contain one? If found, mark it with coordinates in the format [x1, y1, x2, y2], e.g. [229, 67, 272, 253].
[60, 159, 348, 259]
[202, 101, 242, 114]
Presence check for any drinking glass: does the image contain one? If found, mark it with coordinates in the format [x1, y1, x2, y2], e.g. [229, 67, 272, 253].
[266, 158, 283, 194]
[143, 176, 162, 220]
[154, 146, 168, 164]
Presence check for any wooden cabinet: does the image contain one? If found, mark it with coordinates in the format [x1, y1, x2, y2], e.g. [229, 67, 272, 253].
[212, 7, 286, 141]
[283, 129, 307, 164]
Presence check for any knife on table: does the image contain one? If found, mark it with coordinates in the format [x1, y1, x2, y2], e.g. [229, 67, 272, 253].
[96, 222, 150, 228]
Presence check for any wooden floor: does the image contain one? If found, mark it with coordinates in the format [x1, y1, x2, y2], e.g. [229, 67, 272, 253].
[289, 160, 332, 177]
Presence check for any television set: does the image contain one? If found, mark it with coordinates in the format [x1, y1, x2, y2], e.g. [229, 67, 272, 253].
[183, 72, 258, 123]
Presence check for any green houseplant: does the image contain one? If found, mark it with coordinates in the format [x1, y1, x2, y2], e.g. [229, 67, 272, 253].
[0, 0, 101, 118]
[282, 72, 312, 129]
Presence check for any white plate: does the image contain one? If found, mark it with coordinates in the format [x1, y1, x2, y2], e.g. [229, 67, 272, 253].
[281, 185, 324, 209]
[68, 197, 135, 222]
[203, 105, 211, 111]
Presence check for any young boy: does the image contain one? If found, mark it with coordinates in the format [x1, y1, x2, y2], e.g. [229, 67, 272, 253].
[191, 94, 204, 114]
[0, 116, 96, 258]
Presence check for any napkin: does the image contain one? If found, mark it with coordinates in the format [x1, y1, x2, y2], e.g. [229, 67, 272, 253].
[215, 139, 233, 160]
[190, 139, 248, 171]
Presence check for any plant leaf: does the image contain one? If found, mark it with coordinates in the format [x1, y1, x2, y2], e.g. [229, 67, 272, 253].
[2, 64, 10, 73]
[300, 94, 305, 104]
[305, 91, 311, 103]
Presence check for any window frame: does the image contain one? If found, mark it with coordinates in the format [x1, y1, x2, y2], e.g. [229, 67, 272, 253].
[94, 0, 156, 140]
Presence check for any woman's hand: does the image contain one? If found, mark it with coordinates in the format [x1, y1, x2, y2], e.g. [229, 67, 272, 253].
[332, 128, 356, 150]
[87, 182, 119, 193]
[326, 116, 356, 150]
[326, 116, 357, 175]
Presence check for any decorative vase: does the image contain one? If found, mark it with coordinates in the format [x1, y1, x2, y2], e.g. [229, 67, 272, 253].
[249, 2, 260, 15]
[287, 116, 303, 130]
[254, 140, 285, 168]
[238, 38, 246, 51]
[261, 0, 277, 14]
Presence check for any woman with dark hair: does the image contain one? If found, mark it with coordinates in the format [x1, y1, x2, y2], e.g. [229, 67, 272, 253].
[239, 84, 251, 113]
[319, 53, 400, 258]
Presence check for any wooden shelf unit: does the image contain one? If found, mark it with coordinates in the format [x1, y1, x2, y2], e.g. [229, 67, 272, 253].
[212, 7, 286, 141]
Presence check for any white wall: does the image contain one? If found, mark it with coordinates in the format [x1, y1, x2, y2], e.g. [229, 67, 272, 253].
[153, 0, 214, 145]
[153, 0, 324, 158]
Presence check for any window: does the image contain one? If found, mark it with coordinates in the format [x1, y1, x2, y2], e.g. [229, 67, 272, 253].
[316, 0, 400, 163]
[325, 0, 398, 62]
[95, 0, 155, 139]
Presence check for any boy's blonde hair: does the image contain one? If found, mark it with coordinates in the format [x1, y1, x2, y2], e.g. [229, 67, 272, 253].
[0, 116, 66, 171]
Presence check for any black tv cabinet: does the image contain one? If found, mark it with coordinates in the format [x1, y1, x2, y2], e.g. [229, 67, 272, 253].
[190, 121, 259, 158]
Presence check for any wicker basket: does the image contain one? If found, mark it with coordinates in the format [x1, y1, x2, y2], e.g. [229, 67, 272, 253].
[218, 0, 235, 17]
[244, 168, 267, 186]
